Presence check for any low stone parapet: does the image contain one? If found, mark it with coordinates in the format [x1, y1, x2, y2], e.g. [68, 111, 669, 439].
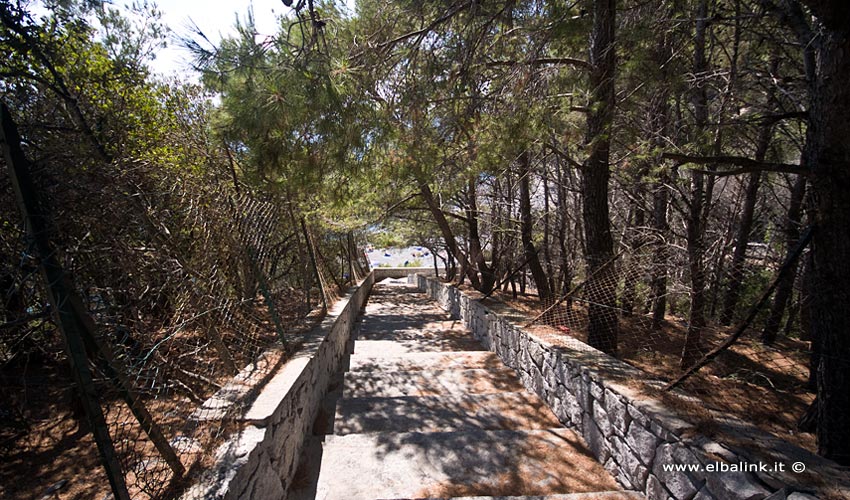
[410, 273, 848, 500]
[373, 266, 438, 280]
[181, 272, 375, 500]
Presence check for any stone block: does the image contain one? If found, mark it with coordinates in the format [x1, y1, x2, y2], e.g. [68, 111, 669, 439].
[573, 374, 591, 410]
[593, 399, 614, 438]
[619, 441, 651, 490]
[245, 453, 284, 500]
[698, 440, 738, 464]
[527, 363, 545, 397]
[519, 334, 530, 365]
[653, 443, 700, 500]
[626, 421, 660, 467]
[542, 348, 560, 373]
[786, 493, 818, 500]
[590, 379, 606, 402]
[763, 488, 789, 500]
[651, 420, 676, 443]
[605, 388, 632, 436]
[604, 456, 626, 487]
[618, 467, 637, 491]
[585, 417, 611, 463]
[505, 325, 519, 353]
[215, 426, 267, 463]
[693, 486, 717, 500]
[527, 337, 546, 368]
[633, 398, 693, 439]
[269, 423, 291, 462]
[609, 434, 626, 458]
[542, 361, 558, 395]
[705, 471, 771, 500]
[754, 470, 790, 491]
[647, 474, 673, 500]
[628, 403, 651, 428]
[670, 445, 705, 482]
[549, 394, 569, 424]
[567, 395, 585, 427]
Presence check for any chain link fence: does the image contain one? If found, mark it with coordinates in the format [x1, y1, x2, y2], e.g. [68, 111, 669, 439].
[0, 109, 369, 499]
[516, 223, 819, 453]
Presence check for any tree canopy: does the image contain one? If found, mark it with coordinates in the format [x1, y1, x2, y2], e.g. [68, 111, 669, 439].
[2, 2, 850, 496]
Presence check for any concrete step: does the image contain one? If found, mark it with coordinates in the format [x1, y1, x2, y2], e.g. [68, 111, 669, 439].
[334, 392, 562, 434]
[348, 351, 501, 373]
[355, 320, 470, 341]
[351, 337, 486, 356]
[358, 310, 453, 323]
[291, 428, 623, 500]
[343, 367, 524, 398]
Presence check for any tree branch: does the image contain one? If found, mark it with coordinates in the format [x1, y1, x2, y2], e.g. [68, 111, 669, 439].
[546, 142, 584, 170]
[662, 153, 808, 176]
[376, 1, 472, 51]
[442, 209, 470, 223]
[486, 57, 591, 71]
[755, 111, 808, 125]
[377, 192, 421, 221]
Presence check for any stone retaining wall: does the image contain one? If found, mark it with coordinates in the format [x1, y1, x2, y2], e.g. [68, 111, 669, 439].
[181, 272, 375, 500]
[412, 273, 847, 500]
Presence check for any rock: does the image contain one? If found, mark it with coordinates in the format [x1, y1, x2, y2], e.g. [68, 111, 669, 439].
[626, 421, 660, 466]
[628, 403, 651, 428]
[787, 493, 819, 500]
[647, 474, 673, 500]
[593, 398, 614, 438]
[606, 388, 632, 435]
[591, 380, 606, 402]
[620, 443, 651, 490]
[246, 453, 284, 500]
[762, 488, 790, 500]
[585, 418, 611, 463]
[653, 443, 700, 500]
[705, 470, 772, 500]
[527, 338, 546, 368]
[693, 485, 717, 500]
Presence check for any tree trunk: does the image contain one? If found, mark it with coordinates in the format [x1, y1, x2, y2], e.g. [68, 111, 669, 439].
[417, 178, 480, 289]
[491, 177, 504, 286]
[555, 147, 573, 296]
[543, 166, 555, 295]
[719, 173, 761, 324]
[519, 150, 552, 300]
[681, 0, 710, 370]
[650, 175, 670, 329]
[647, 31, 674, 330]
[721, 53, 782, 324]
[761, 176, 806, 343]
[466, 179, 497, 293]
[620, 199, 646, 315]
[581, 0, 618, 355]
[797, 1, 850, 464]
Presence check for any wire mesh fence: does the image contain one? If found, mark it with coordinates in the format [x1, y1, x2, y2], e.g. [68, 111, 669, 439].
[0, 110, 369, 499]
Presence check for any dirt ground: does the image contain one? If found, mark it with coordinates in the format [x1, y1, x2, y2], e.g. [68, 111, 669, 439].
[1, 362, 112, 500]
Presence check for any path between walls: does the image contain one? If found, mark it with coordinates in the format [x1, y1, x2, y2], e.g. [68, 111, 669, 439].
[288, 279, 643, 500]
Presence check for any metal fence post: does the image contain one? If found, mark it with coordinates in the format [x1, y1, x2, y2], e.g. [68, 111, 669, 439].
[1, 102, 131, 500]
[301, 217, 328, 312]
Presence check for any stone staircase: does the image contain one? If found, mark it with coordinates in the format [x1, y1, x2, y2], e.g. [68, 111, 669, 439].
[289, 280, 643, 500]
